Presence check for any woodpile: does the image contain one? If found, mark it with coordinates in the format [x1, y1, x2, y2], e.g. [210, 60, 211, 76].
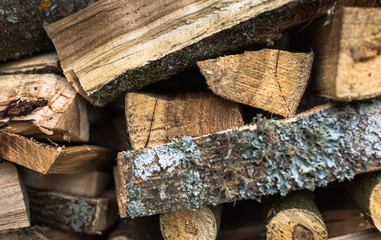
[0, 0, 380, 239]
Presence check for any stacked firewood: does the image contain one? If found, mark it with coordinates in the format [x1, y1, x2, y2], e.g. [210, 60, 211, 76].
[0, 0, 380, 239]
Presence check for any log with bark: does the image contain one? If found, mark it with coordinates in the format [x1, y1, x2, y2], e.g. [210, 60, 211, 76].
[116, 97, 381, 218]
[45, 0, 336, 105]
[328, 228, 381, 240]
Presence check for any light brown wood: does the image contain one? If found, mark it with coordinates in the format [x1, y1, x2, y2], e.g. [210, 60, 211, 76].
[125, 91, 243, 149]
[328, 228, 381, 240]
[45, 0, 335, 105]
[160, 205, 222, 240]
[29, 190, 117, 234]
[0, 162, 30, 231]
[310, 7, 381, 100]
[0, 52, 60, 74]
[0, 73, 89, 142]
[265, 191, 328, 240]
[198, 50, 314, 117]
[19, 168, 110, 197]
[0, 131, 114, 174]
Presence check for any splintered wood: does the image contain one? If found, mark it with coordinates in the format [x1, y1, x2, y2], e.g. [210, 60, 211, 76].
[0, 162, 30, 231]
[45, 0, 335, 105]
[198, 49, 314, 117]
[311, 7, 381, 101]
[116, 97, 381, 218]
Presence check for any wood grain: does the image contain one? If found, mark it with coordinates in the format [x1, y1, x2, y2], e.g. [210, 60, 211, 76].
[328, 228, 381, 240]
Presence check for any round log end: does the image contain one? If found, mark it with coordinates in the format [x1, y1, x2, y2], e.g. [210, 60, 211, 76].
[370, 182, 381, 231]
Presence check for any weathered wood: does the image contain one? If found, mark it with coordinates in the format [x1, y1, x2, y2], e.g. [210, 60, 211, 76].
[337, 0, 381, 7]
[160, 205, 222, 240]
[0, 227, 48, 240]
[36, 226, 99, 240]
[328, 228, 381, 240]
[0, 0, 97, 62]
[107, 217, 162, 240]
[341, 171, 381, 232]
[125, 91, 243, 149]
[45, 0, 335, 105]
[264, 191, 327, 240]
[19, 167, 110, 197]
[309, 7, 381, 101]
[0, 162, 30, 231]
[116, 97, 381, 218]
[28, 190, 117, 234]
[198, 50, 314, 117]
[0, 73, 89, 142]
[0, 131, 113, 174]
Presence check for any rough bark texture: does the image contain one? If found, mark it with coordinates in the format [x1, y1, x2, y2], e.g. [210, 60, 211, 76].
[341, 171, 381, 232]
[107, 216, 162, 240]
[0, 0, 97, 62]
[0, 227, 48, 240]
[45, 0, 335, 105]
[264, 191, 327, 240]
[0, 162, 30, 231]
[328, 228, 381, 240]
[28, 190, 117, 234]
[116, 97, 381, 218]
[198, 49, 314, 117]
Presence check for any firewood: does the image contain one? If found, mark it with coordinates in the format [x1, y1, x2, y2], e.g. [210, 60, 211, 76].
[0, 227, 48, 240]
[160, 205, 222, 240]
[125, 91, 243, 149]
[28, 189, 117, 234]
[0, 131, 113, 174]
[328, 228, 381, 240]
[341, 171, 381, 232]
[116, 97, 381, 218]
[45, 0, 336, 105]
[264, 191, 328, 240]
[0, 73, 89, 142]
[309, 7, 381, 101]
[197, 50, 314, 117]
[0, 0, 97, 62]
[337, 0, 381, 7]
[0, 162, 30, 231]
[107, 217, 162, 240]
[19, 168, 110, 197]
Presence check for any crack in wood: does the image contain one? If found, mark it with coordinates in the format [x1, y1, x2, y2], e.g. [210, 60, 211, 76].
[274, 50, 291, 115]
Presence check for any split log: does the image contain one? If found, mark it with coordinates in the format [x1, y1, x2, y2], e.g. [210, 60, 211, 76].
[328, 228, 381, 240]
[0, 162, 30, 231]
[0, 227, 48, 240]
[45, 0, 336, 105]
[160, 205, 222, 240]
[107, 217, 162, 240]
[0, 0, 97, 62]
[337, 0, 381, 7]
[197, 49, 314, 117]
[28, 190, 117, 234]
[0, 131, 113, 174]
[19, 168, 110, 197]
[309, 7, 381, 101]
[116, 96, 381, 218]
[0, 73, 89, 142]
[125, 91, 243, 149]
[264, 191, 327, 240]
[341, 171, 381, 232]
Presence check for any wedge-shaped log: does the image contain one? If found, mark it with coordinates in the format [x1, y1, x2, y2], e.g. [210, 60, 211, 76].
[45, 0, 336, 105]
[0, 73, 89, 142]
[29, 190, 117, 234]
[116, 97, 381, 218]
[0, 131, 113, 174]
[0, 162, 30, 231]
[125, 91, 243, 149]
[342, 171, 381, 232]
[310, 7, 381, 101]
[198, 50, 314, 117]
[0, 0, 97, 62]
[19, 168, 110, 197]
[264, 191, 327, 240]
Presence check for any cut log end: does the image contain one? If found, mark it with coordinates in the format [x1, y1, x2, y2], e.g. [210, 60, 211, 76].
[370, 180, 381, 230]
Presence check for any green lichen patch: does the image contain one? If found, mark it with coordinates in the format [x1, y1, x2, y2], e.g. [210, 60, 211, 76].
[65, 198, 95, 232]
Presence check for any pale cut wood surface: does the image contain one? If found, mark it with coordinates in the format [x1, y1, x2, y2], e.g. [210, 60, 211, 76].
[28, 190, 117, 234]
[0, 52, 60, 75]
[198, 49, 314, 117]
[125, 91, 243, 149]
[0, 162, 30, 231]
[45, 0, 335, 105]
[0, 73, 89, 142]
[0, 131, 114, 174]
[116, 97, 381, 218]
[328, 228, 381, 240]
[311, 7, 381, 100]
[19, 168, 110, 197]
